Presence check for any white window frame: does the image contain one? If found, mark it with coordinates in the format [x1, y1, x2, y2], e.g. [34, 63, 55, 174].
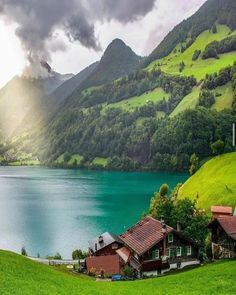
[153, 249, 159, 260]
[168, 233, 174, 243]
[187, 246, 192, 256]
[167, 248, 171, 258]
[177, 246, 182, 257]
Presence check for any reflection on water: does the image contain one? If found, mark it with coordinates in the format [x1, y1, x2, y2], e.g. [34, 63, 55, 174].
[0, 167, 188, 258]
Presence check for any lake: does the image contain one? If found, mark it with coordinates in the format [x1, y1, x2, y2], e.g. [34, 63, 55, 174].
[0, 167, 188, 258]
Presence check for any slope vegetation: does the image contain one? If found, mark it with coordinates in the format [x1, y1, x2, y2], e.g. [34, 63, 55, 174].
[0, 250, 236, 295]
[146, 0, 236, 65]
[148, 24, 236, 80]
[178, 152, 236, 210]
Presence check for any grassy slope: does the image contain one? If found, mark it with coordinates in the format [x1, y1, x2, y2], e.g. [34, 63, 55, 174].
[0, 250, 236, 295]
[170, 86, 201, 117]
[92, 157, 108, 167]
[178, 152, 236, 210]
[147, 24, 236, 81]
[103, 87, 169, 112]
[212, 82, 234, 111]
[55, 154, 83, 165]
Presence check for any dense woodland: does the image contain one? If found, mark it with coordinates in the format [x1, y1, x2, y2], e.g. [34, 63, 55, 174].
[0, 0, 236, 172]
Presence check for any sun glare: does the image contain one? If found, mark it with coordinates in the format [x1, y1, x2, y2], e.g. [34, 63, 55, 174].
[0, 21, 26, 88]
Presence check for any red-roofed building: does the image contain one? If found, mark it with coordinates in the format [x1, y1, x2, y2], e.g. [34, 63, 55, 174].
[211, 206, 233, 219]
[207, 215, 236, 259]
[119, 216, 199, 276]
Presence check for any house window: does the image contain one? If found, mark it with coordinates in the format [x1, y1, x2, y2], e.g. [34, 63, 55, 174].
[168, 233, 174, 243]
[187, 246, 192, 256]
[167, 247, 175, 258]
[152, 249, 159, 260]
[176, 246, 182, 257]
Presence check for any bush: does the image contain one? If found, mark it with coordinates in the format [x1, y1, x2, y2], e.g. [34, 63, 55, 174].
[198, 91, 215, 108]
[72, 249, 88, 260]
[46, 252, 62, 260]
[210, 139, 224, 155]
[21, 246, 27, 256]
[123, 265, 134, 278]
[179, 61, 185, 72]
[192, 49, 201, 61]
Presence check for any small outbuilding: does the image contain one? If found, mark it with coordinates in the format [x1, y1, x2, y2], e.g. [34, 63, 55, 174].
[210, 206, 233, 219]
[207, 215, 236, 259]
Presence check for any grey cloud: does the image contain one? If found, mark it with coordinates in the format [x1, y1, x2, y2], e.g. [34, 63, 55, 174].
[89, 0, 156, 22]
[0, 0, 156, 76]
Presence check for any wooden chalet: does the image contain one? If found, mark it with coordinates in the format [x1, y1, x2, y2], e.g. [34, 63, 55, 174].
[86, 232, 124, 276]
[207, 215, 236, 259]
[119, 216, 199, 276]
[88, 232, 123, 256]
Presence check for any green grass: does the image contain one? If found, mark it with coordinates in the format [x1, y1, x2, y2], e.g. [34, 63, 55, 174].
[178, 152, 236, 211]
[148, 24, 236, 81]
[55, 154, 83, 165]
[212, 82, 234, 111]
[68, 154, 84, 165]
[9, 159, 40, 166]
[103, 87, 170, 112]
[170, 86, 201, 117]
[92, 157, 108, 167]
[0, 250, 236, 294]
[55, 154, 65, 164]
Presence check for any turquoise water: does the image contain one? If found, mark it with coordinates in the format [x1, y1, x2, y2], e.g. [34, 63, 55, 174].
[0, 167, 188, 258]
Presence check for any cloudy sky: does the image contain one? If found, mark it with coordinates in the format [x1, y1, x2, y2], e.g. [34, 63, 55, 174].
[0, 0, 206, 87]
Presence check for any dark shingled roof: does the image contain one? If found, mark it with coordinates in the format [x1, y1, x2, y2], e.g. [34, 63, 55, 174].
[88, 232, 122, 253]
[208, 216, 236, 241]
[120, 216, 174, 256]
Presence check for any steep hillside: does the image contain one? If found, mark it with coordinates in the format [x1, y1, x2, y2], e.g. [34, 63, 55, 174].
[0, 250, 235, 295]
[0, 62, 73, 138]
[178, 152, 236, 210]
[1, 0, 236, 171]
[147, 24, 236, 81]
[73, 39, 142, 92]
[0, 77, 44, 137]
[51, 62, 98, 105]
[146, 0, 236, 65]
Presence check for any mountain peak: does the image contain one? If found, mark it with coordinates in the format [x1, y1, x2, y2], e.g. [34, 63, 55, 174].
[77, 39, 142, 90]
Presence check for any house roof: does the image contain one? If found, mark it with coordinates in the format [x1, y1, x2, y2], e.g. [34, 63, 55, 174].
[120, 216, 174, 256]
[116, 247, 131, 263]
[86, 254, 121, 275]
[208, 216, 236, 241]
[211, 206, 232, 215]
[88, 232, 122, 253]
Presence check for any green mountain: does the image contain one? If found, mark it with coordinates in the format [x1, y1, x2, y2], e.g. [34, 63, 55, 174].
[146, 0, 236, 65]
[77, 39, 142, 90]
[0, 0, 236, 170]
[0, 250, 235, 295]
[51, 62, 98, 106]
[178, 152, 236, 211]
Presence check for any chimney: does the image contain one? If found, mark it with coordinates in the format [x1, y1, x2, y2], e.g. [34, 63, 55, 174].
[98, 236, 104, 243]
[161, 223, 167, 234]
[177, 221, 181, 232]
[160, 215, 164, 223]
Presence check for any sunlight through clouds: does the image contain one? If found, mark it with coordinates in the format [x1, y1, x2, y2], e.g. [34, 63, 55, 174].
[0, 21, 25, 87]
